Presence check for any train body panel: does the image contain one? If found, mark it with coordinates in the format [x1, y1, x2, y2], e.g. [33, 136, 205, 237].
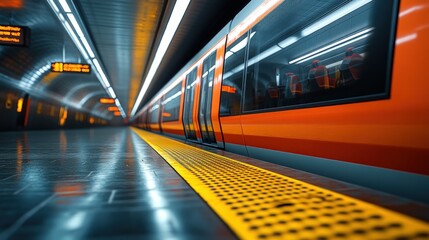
[133, 0, 429, 202]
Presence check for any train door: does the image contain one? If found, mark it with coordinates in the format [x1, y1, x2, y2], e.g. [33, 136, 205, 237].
[183, 67, 198, 141]
[198, 52, 217, 145]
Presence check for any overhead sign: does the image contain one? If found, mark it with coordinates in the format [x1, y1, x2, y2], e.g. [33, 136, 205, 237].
[108, 106, 119, 112]
[0, 24, 30, 46]
[99, 98, 115, 104]
[0, 0, 23, 8]
[51, 62, 91, 73]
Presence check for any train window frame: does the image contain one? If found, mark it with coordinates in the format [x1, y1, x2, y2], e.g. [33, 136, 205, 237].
[220, 33, 250, 116]
[148, 100, 161, 124]
[161, 83, 182, 122]
[235, 0, 399, 115]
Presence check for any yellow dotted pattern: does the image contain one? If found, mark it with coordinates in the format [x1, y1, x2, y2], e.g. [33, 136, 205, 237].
[132, 128, 429, 240]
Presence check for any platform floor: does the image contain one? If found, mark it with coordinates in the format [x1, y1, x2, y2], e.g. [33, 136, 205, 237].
[0, 127, 428, 239]
[0, 127, 234, 239]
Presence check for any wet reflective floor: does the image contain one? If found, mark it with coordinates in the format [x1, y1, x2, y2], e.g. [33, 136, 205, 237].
[0, 127, 235, 239]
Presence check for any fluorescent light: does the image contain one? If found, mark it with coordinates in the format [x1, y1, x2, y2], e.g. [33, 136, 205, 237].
[63, 21, 89, 60]
[58, 13, 66, 22]
[278, 36, 298, 48]
[107, 87, 116, 99]
[92, 59, 102, 72]
[230, 32, 256, 53]
[59, 0, 71, 13]
[131, 0, 190, 118]
[248, 45, 281, 67]
[224, 45, 281, 79]
[290, 28, 373, 64]
[92, 59, 110, 88]
[162, 91, 182, 105]
[80, 36, 95, 58]
[302, 0, 372, 37]
[115, 99, 120, 106]
[296, 33, 371, 64]
[67, 13, 84, 37]
[223, 63, 244, 79]
[48, 0, 60, 13]
[225, 51, 233, 60]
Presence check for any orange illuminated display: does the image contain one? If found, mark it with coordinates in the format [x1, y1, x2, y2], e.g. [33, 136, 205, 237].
[108, 106, 119, 112]
[162, 112, 171, 117]
[114, 111, 121, 116]
[0, 0, 22, 8]
[0, 24, 29, 46]
[99, 98, 115, 104]
[16, 98, 23, 113]
[59, 107, 68, 126]
[51, 62, 91, 73]
[221, 85, 237, 94]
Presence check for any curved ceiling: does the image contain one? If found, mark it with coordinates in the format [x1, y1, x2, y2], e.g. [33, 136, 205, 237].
[0, 0, 251, 120]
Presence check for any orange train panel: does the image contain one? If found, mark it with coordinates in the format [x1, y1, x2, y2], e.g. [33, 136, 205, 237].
[162, 121, 185, 137]
[211, 38, 227, 147]
[148, 123, 160, 133]
[220, 115, 246, 146]
[239, 0, 429, 175]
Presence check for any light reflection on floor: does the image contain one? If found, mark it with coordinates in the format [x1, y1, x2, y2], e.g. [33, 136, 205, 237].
[0, 127, 235, 239]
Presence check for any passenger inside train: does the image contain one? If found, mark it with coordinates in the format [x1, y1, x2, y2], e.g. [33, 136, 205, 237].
[307, 60, 330, 92]
[285, 72, 302, 97]
[338, 47, 364, 87]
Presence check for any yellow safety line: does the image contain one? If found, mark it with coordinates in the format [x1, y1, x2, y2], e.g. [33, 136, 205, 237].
[132, 128, 429, 240]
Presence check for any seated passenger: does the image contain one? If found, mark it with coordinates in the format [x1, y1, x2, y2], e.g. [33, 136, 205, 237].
[265, 81, 280, 108]
[307, 60, 329, 92]
[285, 72, 302, 96]
[338, 47, 364, 86]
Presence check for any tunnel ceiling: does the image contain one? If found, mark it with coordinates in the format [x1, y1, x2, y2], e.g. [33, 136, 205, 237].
[0, 0, 250, 120]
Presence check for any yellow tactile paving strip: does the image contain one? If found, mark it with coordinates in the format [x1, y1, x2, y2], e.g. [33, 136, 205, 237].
[132, 128, 429, 240]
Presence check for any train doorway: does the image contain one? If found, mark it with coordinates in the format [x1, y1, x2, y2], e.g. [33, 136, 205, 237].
[198, 52, 217, 145]
[183, 68, 198, 141]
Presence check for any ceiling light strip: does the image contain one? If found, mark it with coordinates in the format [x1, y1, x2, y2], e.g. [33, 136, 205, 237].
[47, 0, 126, 118]
[290, 28, 373, 64]
[301, 0, 372, 37]
[130, 0, 191, 118]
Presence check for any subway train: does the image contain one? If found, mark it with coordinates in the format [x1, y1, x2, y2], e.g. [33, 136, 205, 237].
[132, 0, 429, 202]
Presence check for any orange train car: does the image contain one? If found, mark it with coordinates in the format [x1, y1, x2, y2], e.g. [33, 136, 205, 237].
[133, 0, 429, 203]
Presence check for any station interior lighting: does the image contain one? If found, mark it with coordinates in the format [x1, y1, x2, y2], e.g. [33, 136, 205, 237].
[130, 0, 191, 119]
[47, 0, 126, 118]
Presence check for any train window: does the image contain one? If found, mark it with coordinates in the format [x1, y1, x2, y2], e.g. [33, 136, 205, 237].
[242, 0, 397, 112]
[162, 84, 182, 122]
[148, 102, 160, 123]
[220, 33, 249, 116]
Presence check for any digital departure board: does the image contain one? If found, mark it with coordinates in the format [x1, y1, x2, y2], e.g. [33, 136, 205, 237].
[108, 106, 119, 112]
[51, 62, 91, 73]
[99, 98, 115, 104]
[0, 25, 30, 46]
[0, 0, 22, 8]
